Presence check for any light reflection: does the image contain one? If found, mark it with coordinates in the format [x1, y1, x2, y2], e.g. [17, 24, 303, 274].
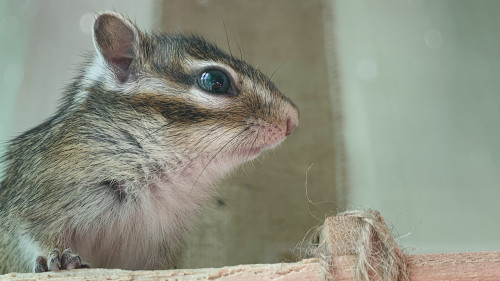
[79, 13, 94, 35]
[425, 30, 443, 49]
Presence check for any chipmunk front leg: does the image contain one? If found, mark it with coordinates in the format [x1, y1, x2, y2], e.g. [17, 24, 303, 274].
[35, 249, 89, 272]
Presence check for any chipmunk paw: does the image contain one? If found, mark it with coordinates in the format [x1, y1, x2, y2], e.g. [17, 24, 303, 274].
[35, 248, 90, 272]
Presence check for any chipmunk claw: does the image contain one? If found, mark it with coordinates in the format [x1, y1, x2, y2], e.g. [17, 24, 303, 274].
[35, 249, 89, 272]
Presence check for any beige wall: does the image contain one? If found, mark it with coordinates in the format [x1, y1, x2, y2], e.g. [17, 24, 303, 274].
[332, 0, 500, 253]
[158, 0, 341, 268]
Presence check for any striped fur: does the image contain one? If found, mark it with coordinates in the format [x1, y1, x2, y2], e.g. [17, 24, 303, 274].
[0, 12, 298, 272]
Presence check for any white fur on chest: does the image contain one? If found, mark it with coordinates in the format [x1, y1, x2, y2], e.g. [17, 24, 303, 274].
[72, 173, 215, 270]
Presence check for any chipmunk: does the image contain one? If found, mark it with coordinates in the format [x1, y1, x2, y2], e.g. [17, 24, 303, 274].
[0, 12, 298, 273]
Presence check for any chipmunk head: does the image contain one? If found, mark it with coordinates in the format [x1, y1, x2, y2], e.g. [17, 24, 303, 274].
[84, 12, 298, 186]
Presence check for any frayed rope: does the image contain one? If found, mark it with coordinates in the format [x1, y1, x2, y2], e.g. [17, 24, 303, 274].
[297, 209, 409, 281]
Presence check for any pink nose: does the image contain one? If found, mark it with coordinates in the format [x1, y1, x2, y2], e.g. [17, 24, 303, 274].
[285, 109, 299, 136]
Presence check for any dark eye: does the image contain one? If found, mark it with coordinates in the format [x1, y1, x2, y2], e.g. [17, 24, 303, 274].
[197, 69, 231, 94]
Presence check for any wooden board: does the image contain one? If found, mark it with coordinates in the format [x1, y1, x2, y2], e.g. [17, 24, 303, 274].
[407, 251, 500, 281]
[326, 252, 500, 281]
[2, 252, 499, 280]
[0, 258, 323, 281]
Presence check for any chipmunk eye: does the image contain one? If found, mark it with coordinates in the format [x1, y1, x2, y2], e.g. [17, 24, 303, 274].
[197, 69, 231, 94]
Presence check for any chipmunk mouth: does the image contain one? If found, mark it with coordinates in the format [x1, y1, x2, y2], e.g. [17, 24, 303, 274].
[237, 146, 263, 158]
[234, 130, 288, 160]
[217, 120, 292, 164]
[234, 140, 282, 161]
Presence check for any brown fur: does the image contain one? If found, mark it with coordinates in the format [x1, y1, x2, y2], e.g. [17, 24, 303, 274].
[0, 12, 298, 273]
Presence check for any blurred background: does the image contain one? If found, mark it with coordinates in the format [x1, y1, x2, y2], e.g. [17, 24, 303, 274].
[0, 0, 499, 268]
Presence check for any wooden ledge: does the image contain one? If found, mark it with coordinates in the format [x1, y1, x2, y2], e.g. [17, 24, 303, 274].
[0, 258, 323, 281]
[2, 252, 499, 280]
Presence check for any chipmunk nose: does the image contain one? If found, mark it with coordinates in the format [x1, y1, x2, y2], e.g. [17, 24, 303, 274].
[285, 106, 299, 136]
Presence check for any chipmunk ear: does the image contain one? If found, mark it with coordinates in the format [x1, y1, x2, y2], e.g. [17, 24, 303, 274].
[93, 12, 140, 83]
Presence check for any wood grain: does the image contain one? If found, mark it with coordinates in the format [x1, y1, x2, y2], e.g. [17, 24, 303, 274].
[2, 252, 499, 280]
[407, 251, 500, 281]
[0, 258, 323, 281]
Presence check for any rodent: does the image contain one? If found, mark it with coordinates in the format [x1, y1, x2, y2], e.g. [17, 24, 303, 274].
[0, 12, 299, 273]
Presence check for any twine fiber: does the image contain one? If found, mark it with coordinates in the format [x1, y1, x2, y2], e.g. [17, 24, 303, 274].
[307, 210, 409, 281]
